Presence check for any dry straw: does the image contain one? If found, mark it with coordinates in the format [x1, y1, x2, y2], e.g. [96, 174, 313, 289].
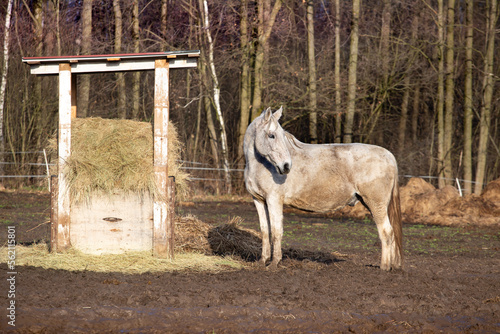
[0, 243, 243, 274]
[48, 117, 188, 204]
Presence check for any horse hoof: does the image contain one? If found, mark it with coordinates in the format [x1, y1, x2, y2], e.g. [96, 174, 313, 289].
[267, 262, 279, 271]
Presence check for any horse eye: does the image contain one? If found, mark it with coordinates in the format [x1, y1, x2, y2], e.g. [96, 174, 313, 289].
[268, 133, 275, 139]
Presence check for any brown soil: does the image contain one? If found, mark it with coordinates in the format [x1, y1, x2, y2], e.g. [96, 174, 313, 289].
[1, 190, 500, 333]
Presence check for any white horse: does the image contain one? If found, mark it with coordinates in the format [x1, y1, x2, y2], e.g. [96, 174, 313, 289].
[244, 107, 403, 271]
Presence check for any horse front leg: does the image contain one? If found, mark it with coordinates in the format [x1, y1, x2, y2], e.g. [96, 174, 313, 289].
[267, 197, 284, 270]
[253, 198, 271, 267]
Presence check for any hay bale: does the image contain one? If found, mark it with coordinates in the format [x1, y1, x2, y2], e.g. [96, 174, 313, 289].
[48, 117, 188, 203]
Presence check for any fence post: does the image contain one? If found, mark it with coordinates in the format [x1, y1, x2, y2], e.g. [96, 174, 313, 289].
[50, 175, 58, 252]
[167, 176, 175, 260]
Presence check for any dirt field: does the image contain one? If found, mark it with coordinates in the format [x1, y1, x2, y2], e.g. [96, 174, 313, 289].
[1, 190, 499, 333]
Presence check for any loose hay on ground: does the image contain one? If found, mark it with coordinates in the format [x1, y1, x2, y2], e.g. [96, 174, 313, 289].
[0, 243, 243, 274]
[208, 217, 263, 261]
[175, 215, 211, 253]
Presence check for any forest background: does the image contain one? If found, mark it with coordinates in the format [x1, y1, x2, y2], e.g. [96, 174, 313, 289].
[0, 0, 498, 195]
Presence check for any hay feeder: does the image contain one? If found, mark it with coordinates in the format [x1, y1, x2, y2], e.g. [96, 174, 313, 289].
[24, 51, 199, 259]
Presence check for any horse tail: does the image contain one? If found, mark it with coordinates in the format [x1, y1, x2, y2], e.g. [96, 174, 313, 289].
[388, 175, 403, 268]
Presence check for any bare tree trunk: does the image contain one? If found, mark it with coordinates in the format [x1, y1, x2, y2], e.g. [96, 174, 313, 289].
[199, 56, 219, 169]
[333, 0, 342, 143]
[361, 0, 391, 144]
[0, 0, 14, 183]
[250, 0, 283, 120]
[237, 0, 251, 164]
[113, 0, 126, 119]
[161, 0, 168, 50]
[54, 0, 61, 56]
[344, 0, 360, 143]
[443, 0, 456, 185]
[132, 1, 140, 119]
[78, 0, 93, 117]
[463, 0, 474, 195]
[436, 0, 446, 188]
[306, 0, 318, 143]
[398, 76, 410, 154]
[411, 83, 421, 144]
[201, 0, 232, 194]
[399, 14, 418, 154]
[474, 0, 498, 194]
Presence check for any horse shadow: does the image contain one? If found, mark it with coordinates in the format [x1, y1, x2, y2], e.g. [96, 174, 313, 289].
[207, 225, 345, 265]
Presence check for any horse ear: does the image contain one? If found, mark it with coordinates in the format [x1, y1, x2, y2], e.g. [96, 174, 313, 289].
[273, 106, 283, 121]
[263, 107, 273, 122]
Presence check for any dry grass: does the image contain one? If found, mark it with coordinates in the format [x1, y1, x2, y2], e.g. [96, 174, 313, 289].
[47, 117, 189, 204]
[0, 243, 243, 274]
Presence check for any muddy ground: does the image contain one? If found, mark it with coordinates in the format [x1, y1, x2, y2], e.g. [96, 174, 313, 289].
[0, 190, 499, 333]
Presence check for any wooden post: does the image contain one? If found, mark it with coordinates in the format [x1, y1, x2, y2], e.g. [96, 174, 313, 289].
[57, 63, 72, 251]
[153, 58, 173, 258]
[50, 175, 58, 252]
[167, 176, 175, 259]
[71, 73, 77, 119]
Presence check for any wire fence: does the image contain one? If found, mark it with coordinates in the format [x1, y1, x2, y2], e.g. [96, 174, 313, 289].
[0, 151, 487, 189]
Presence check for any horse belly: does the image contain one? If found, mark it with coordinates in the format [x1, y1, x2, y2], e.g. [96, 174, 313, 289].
[285, 183, 354, 213]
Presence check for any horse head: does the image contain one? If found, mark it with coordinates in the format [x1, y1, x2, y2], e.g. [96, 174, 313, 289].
[254, 106, 292, 175]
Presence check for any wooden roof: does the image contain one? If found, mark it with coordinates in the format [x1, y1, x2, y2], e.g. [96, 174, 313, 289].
[22, 50, 200, 75]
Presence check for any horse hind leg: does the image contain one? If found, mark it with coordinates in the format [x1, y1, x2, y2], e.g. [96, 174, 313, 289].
[253, 198, 271, 266]
[372, 208, 398, 271]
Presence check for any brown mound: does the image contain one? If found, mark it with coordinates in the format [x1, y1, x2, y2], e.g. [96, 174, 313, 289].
[402, 180, 459, 217]
[401, 177, 436, 197]
[481, 178, 500, 204]
[440, 195, 500, 218]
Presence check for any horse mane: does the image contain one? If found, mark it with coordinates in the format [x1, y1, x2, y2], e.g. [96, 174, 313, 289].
[284, 131, 303, 149]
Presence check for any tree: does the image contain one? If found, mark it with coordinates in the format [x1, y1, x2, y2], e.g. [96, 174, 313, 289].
[306, 0, 317, 143]
[344, 0, 360, 143]
[132, 1, 140, 119]
[436, 0, 446, 188]
[474, 0, 498, 194]
[113, 0, 126, 119]
[443, 0, 456, 185]
[0, 0, 14, 182]
[333, 0, 342, 143]
[200, 0, 232, 193]
[250, 0, 283, 120]
[237, 0, 251, 164]
[463, 0, 473, 195]
[77, 0, 93, 117]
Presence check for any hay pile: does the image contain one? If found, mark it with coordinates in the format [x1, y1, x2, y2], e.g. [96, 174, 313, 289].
[401, 178, 499, 226]
[175, 216, 262, 261]
[48, 117, 188, 203]
[335, 177, 499, 226]
[400, 178, 460, 217]
[208, 217, 262, 261]
[481, 178, 500, 204]
[175, 215, 211, 253]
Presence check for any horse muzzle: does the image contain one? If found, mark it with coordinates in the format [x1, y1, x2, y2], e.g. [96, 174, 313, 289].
[277, 162, 291, 175]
